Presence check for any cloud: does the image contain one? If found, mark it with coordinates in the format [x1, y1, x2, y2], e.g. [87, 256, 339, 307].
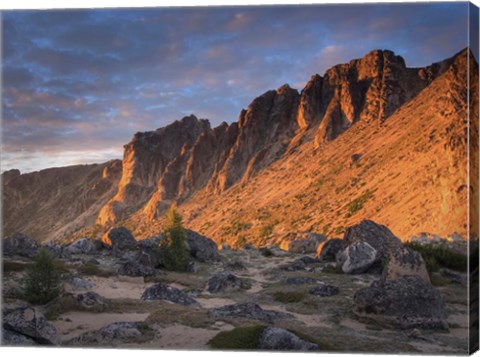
[1, 2, 470, 173]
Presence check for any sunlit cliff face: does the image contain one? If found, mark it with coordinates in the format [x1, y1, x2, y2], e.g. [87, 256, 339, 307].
[1, 3, 473, 173]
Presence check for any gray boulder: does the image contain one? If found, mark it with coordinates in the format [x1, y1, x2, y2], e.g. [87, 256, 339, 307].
[340, 242, 377, 274]
[68, 321, 152, 345]
[258, 327, 320, 351]
[308, 284, 339, 297]
[383, 246, 430, 284]
[3, 305, 60, 345]
[316, 238, 343, 260]
[283, 232, 326, 254]
[186, 230, 220, 262]
[208, 302, 292, 323]
[207, 271, 246, 293]
[118, 261, 157, 277]
[3, 233, 39, 258]
[282, 256, 318, 271]
[141, 283, 197, 305]
[104, 227, 137, 255]
[343, 220, 402, 262]
[66, 238, 98, 255]
[134, 249, 162, 268]
[73, 292, 112, 310]
[2, 329, 38, 346]
[353, 276, 448, 330]
[43, 242, 72, 259]
[69, 277, 93, 290]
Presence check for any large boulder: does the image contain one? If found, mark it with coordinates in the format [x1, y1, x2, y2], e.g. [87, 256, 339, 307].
[66, 238, 98, 255]
[281, 232, 326, 254]
[258, 327, 320, 351]
[383, 246, 430, 284]
[2, 329, 38, 346]
[102, 227, 137, 255]
[43, 242, 72, 259]
[316, 238, 343, 260]
[118, 261, 157, 277]
[3, 233, 39, 258]
[186, 230, 220, 262]
[207, 271, 247, 293]
[208, 302, 292, 323]
[353, 276, 447, 330]
[343, 220, 402, 262]
[141, 283, 197, 305]
[67, 321, 152, 345]
[339, 242, 377, 274]
[2, 305, 60, 345]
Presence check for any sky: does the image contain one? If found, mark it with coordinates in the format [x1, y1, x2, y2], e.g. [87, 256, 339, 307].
[1, 2, 474, 173]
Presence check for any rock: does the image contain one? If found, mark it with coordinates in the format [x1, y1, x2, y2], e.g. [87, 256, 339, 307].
[441, 269, 467, 285]
[138, 235, 163, 250]
[243, 243, 254, 250]
[66, 238, 98, 255]
[2, 329, 38, 346]
[316, 238, 343, 260]
[225, 259, 247, 271]
[186, 230, 221, 262]
[3, 305, 61, 345]
[285, 277, 325, 285]
[141, 283, 197, 305]
[3, 233, 39, 258]
[383, 246, 430, 284]
[207, 271, 246, 293]
[282, 256, 318, 271]
[258, 327, 320, 351]
[351, 153, 362, 164]
[308, 284, 339, 297]
[353, 276, 447, 330]
[43, 242, 71, 259]
[343, 220, 402, 263]
[118, 261, 157, 277]
[3, 280, 24, 299]
[74, 292, 111, 310]
[68, 277, 93, 290]
[208, 302, 292, 323]
[340, 242, 377, 274]
[220, 244, 231, 251]
[68, 321, 152, 345]
[265, 245, 289, 257]
[133, 250, 162, 269]
[281, 232, 326, 254]
[102, 227, 137, 255]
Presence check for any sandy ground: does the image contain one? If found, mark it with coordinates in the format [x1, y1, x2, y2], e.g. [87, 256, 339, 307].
[196, 297, 236, 309]
[84, 276, 154, 299]
[52, 312, 150, 341]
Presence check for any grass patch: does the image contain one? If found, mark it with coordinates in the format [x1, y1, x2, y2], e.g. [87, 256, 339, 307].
[272, 291, 307, 304]
[77, 263, 115, 277]
[345, 189, 374, 217]
[405, 242, 467, 272]
[3, 260, 30, 273]
[208, 325, 266, 350]
[322, 265, 343, 274]
[146, 303, 212, 328]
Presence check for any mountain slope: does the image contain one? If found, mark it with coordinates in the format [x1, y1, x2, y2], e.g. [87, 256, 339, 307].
[2, 48, 476, 244]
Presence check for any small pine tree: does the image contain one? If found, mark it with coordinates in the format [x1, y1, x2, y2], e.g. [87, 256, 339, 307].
[24, 248, 64, 304]
[158, 207, 191, 272]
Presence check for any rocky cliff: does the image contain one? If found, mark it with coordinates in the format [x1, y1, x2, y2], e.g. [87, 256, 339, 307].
[2, 48, 477, 244]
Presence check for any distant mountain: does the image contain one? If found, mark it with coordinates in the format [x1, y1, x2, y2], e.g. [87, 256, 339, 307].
[3, 48, 477, 246]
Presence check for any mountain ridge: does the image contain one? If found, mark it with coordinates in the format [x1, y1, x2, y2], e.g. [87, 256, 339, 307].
[2, 47, 477, 246]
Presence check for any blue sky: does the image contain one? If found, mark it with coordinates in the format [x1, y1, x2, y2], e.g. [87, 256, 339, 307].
[1, 2, 472, 173]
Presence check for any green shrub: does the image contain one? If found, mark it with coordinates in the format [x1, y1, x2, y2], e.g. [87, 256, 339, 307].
[208, 325, 266, 349]
[260, 248, 273, 257]
[272, 291, 306, 303]
[405, 242, 467, 272]
[24, 249, 64, 304]
[158, 207, 191, 272]
[345, 189, 374, 217]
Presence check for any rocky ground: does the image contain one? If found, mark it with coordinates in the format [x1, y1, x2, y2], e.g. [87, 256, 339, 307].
[1, 221, 471, 353]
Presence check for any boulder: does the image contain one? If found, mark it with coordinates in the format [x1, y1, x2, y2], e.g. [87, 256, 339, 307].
[282, 256, 318, 271]
[340, 242, 377, 274]
[43, 242, 71, 259]
[102, 227, 137, 254]
[2, 305, 60, 345]
[2, 329, 38, 346]
[383, 246, 430, 284]
[281, 232, 326, 254]
[141, 283, 197, 305]
[68, 277, 93, 290]
[73, 292, 112, 310]
[316, 238, 343, 260]
[133, 250, 162, 269]
[208, 302, 292, 323]
[138, 235, 163, 250]
[3, 233, 39, 258]
[308, 284, 339, 297]
[353, 276, 448, 330]
[68, 321, 152, 345]
[285, 277, 325, 285]
[118, 261, 157, 277]
[186, 230, 221, 262]
[224, 259, 247, 271]
[343, 220, 402, 262]
[258, 327, 320, 351]
[66, 238, 98, 255]
[207, 271, 246, 293]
